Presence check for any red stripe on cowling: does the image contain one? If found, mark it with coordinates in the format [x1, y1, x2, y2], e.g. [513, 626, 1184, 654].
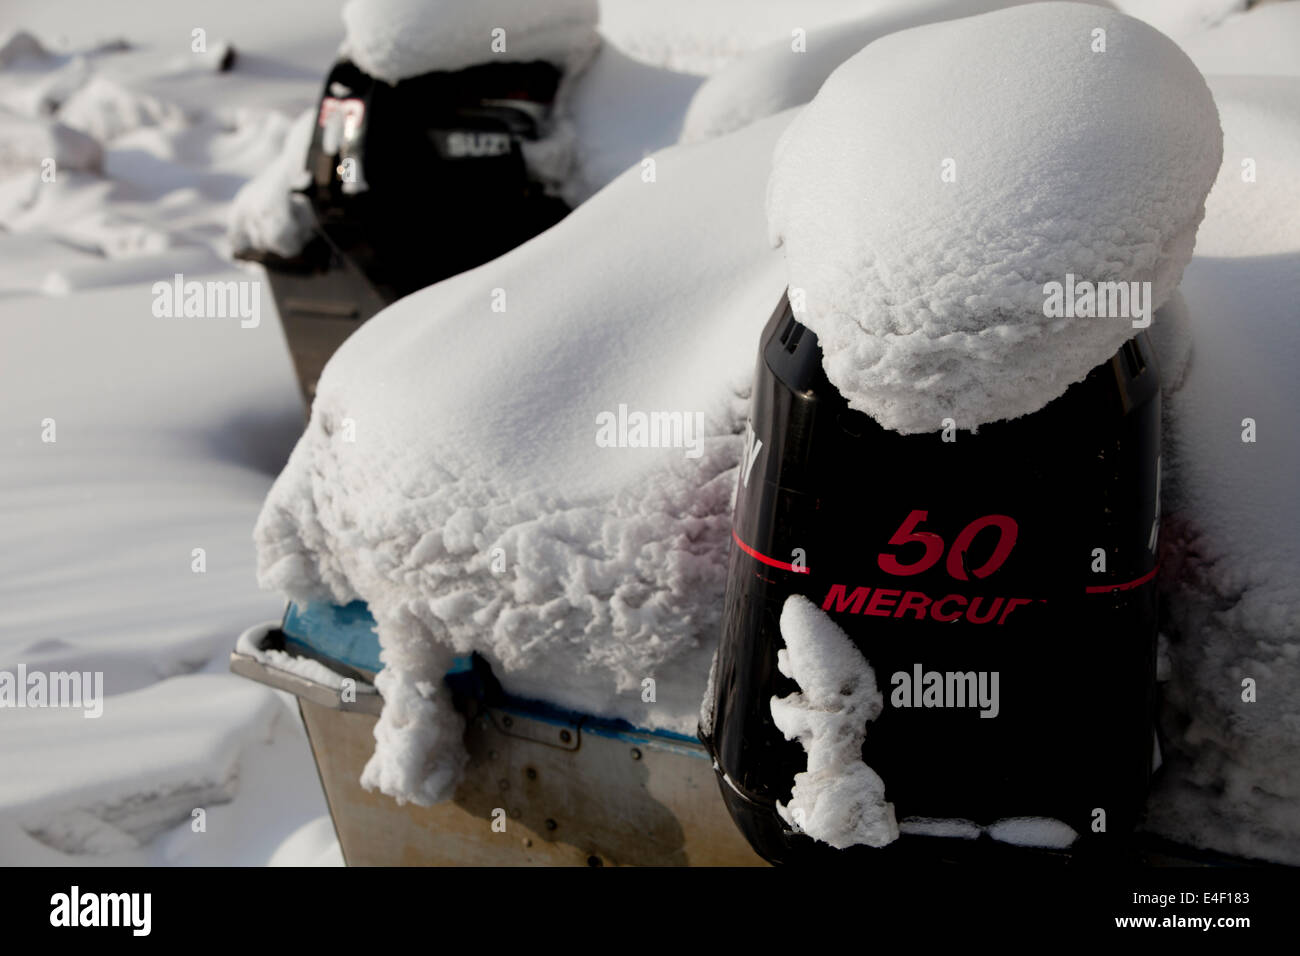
[1085, 565, 1159, 594]
[731, 529, 810, 574]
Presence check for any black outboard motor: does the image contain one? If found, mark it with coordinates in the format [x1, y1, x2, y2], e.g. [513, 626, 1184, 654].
[303, 58, 571, 302]
[701, 293, 1161, 865]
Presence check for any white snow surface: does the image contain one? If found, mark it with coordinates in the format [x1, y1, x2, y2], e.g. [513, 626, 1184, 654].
[340, 0, 601, 81]
[1179, 2, 1300, 79]
[770, 596, 897, 849]
[596, 0, 926, 76]
[679, 0, 1268, 147]
[766, 2, 1223, 434]
[1110, 0, 1246, 40]
[680, 0, 1046, 144]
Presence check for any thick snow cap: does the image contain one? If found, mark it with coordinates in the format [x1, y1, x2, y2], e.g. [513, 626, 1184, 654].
[766, 2, 1222, 434]
[341, 0, 600, 82]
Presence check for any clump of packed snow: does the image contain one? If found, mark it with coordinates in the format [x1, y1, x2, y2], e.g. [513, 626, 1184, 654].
[235, 622, 351, 691]
[227, 107, 316, 258]
[770, 595, 897, 849]
[766, 2, 1223, 434]
[986, 816, 1078, 849]
[340, 0, 601, 83]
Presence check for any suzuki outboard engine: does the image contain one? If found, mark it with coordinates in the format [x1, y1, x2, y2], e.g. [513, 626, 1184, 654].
[303, 57, 570, 302]
[701, 293, 1161, 864]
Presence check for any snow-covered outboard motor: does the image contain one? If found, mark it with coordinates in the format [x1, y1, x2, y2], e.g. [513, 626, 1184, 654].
[701, 292, 1161, 864]
[303, 57, 570, 302]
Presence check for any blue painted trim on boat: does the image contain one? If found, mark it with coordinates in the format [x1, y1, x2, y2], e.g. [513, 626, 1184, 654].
[283, 600, 704, 755]
[282, 600, 472, 675]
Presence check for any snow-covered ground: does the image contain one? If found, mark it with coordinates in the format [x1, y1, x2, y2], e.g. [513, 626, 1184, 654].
[2, 0, 1297, 866]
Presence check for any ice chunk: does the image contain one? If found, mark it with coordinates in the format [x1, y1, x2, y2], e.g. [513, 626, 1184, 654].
[766, 2, 1222, 434]
[770, 595, 897, 849]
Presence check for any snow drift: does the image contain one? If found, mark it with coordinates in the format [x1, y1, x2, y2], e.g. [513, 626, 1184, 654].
[766, 2, 1222, 434]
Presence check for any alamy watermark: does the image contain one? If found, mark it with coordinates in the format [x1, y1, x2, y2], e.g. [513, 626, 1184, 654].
[1042, 274, 1151, 329]
[890, 664, 1000, 718]
[50, 886, 150, 936]
[595, 404, 705, 459]
[152, 273, 260, 328]
[0, 665, 104, 718]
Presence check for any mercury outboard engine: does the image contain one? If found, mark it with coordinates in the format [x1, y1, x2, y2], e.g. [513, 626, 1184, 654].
[303, 57, 570, 302]
[701, 292, 1161, 864]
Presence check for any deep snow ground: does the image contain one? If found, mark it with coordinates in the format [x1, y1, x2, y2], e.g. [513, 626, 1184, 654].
[0, 0, 349, 866]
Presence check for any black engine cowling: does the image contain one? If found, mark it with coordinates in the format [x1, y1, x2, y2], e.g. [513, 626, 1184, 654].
[702, 293, 1161, 865]
[302, 58, 570, 302]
